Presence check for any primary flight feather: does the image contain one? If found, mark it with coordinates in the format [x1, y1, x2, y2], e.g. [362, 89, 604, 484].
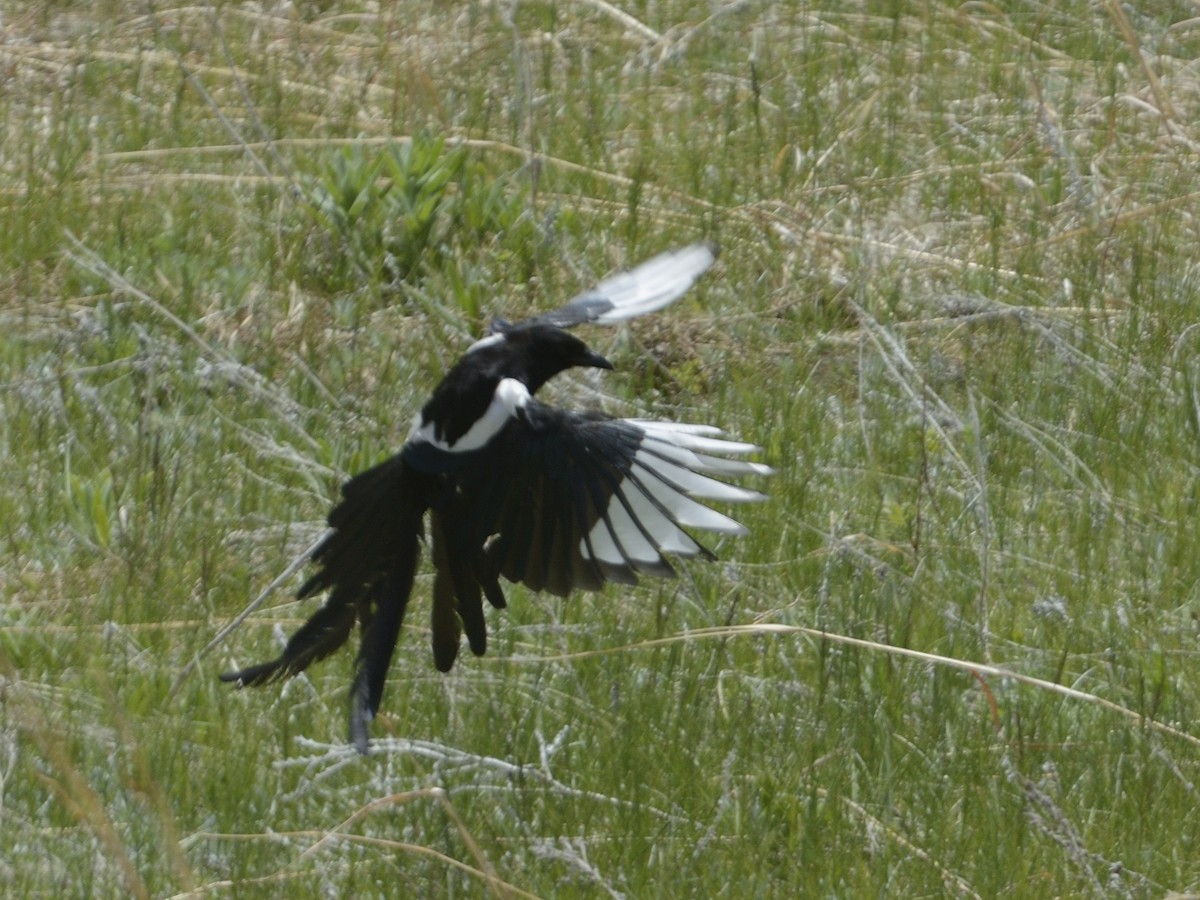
[221, 243, 771, 753]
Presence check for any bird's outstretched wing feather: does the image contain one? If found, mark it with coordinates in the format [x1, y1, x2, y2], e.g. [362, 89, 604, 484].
[514, 243, 718, 331]
[430, 402, 770, 667]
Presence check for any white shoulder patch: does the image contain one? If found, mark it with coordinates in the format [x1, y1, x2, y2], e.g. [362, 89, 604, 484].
[411, 377, 531, 453]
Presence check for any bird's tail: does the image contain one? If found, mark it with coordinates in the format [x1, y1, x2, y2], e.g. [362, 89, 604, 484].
[221, 455, 430, 753]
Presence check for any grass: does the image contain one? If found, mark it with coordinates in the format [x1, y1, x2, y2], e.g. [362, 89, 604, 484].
[3, 0, 1200, 895]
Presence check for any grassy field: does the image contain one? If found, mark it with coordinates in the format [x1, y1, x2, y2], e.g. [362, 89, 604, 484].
[4, 0, 1200, 895]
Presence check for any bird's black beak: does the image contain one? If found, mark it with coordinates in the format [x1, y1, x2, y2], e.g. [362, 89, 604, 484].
[580, 349, 614, 370]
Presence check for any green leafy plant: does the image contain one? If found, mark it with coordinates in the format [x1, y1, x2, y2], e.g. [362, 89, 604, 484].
[300, 135, 527, 301]
[64, 452, 118, 549]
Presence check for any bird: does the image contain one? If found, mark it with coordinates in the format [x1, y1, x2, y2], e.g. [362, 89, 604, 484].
[221, 242, 771, 753]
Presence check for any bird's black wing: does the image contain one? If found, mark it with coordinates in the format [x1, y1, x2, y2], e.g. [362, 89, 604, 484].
[496, 243, 718, 333]
[430, 401, 770, 667]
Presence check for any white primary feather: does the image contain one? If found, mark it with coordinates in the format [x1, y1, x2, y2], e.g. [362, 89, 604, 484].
[633, 449, 762, 504]
[594, 479, 703, 565]
[640, 437, 774, 479]
[635, 420, 774, 478]
[633, 420, 771, 459]
[628, 464, 749, 534]
[581, 418, 769, 566]
[584, 244, 717, 324]
[588, 497, 665, 566]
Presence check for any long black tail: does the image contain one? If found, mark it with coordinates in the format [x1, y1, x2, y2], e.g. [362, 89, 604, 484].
[221, 455, 430, 753]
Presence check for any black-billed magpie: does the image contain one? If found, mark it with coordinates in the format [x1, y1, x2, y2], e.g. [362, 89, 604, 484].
[221, 243, 771, 752]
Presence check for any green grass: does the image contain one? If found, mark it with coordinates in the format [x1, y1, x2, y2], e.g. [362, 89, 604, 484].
[4, 0, 1200, 895]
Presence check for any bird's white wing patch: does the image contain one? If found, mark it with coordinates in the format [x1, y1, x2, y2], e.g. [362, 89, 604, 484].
[586, 244, 717, 324]
[636, 421, 775, 481]
[582, 419, 769, 567]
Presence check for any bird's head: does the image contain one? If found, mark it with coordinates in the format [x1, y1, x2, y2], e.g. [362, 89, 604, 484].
[501, 324, 612, 392]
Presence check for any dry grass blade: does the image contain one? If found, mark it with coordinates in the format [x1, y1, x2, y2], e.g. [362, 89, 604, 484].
[167, 534, 325, 702]
[508, 624, 1200, 751]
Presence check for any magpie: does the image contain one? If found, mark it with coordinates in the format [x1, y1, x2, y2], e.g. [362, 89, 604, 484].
[221, 243, 771, 753]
